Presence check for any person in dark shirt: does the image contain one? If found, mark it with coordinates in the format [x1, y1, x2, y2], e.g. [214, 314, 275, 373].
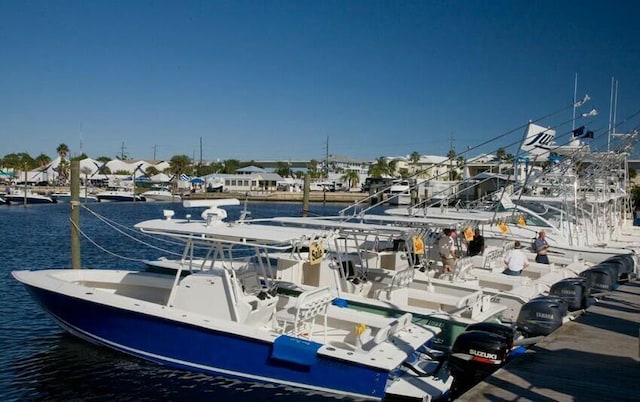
[467, 228, 485, 256]
[534, 230, 550, 264]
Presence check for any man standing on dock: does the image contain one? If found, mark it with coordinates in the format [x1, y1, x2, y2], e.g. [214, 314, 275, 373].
[535, 230, 550, 264]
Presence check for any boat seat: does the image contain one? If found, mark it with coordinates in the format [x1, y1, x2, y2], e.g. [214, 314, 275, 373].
[371, 268, 414, 304]
[275, 286, 333, 342]
[481, 247, 505, 270]
[341, 312, 413, 351]
[238, 270, 262, 295]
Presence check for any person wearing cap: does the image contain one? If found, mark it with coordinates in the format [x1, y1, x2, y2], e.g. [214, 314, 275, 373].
[503, 240, 529, 275]
[535, 230, 550, 264]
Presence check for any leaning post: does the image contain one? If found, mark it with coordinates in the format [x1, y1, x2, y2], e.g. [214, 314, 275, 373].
[302, 174, 310, 217]
[70, 160, 81, 269]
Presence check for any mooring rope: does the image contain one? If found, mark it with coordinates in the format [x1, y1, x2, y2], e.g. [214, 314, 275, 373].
[72, 205, 184, 261]
[80, 204, 186, 248]
[68, 218, 153, 262]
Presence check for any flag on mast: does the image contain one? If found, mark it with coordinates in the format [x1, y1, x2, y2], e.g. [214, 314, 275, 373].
[520, 123, 555, 156]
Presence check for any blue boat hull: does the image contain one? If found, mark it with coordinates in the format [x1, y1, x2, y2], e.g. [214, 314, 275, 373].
[23, 284, 390, 399]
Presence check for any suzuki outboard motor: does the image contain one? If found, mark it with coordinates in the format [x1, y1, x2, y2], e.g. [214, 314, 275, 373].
[464, 322, 515, 347]
[550, 277, 588, 311]
[516, 296, 565, 337]
[448, 330, 510, 399]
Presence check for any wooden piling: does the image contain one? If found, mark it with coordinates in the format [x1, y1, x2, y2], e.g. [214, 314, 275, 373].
[302, 174, 310, 217]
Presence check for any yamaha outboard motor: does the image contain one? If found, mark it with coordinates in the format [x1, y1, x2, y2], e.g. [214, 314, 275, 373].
[448, 330, 510, 399]
[550, 277, 588, 311]
[599, 254, 635, 283]
[516, 296, 565, 337]
[580, 265, 618, 294]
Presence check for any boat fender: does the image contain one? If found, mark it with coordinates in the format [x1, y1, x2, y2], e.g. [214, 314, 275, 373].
[332, 298, 348, 308]
[271, 335, 322, 367]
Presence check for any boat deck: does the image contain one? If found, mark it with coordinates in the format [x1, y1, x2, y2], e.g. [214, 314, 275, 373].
[457, 278, 640, 401]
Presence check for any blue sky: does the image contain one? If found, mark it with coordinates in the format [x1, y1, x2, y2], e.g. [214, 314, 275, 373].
[1, 0, 639, 162]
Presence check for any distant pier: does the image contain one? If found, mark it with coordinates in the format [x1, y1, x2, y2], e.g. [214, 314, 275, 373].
[182, 190, 369, 204]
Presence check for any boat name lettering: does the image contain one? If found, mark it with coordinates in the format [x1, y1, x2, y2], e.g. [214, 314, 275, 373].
[594, 283, 609, 290]
[559, 289, 576, 295]
[424, 320, 444, 328]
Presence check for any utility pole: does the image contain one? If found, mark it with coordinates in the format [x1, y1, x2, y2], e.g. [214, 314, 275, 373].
[120, 141, 127, 159]
[152, 144, 158, 161]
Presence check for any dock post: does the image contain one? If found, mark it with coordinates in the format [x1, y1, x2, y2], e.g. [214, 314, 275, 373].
[70, 160, 81, 269]
[302, 174, 310, 217]
[22, 167, 27, 207]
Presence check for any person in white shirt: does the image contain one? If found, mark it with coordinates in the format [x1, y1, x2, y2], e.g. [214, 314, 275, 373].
[503, 241, 529, 276]
[438, 228, 457, 275]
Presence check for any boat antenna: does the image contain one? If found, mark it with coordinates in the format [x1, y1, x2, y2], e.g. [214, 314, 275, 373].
[572, 73, 578, 131]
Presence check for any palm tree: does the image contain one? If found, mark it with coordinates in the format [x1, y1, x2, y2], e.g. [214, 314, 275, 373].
[409, 151, 421, 175]
[145, 166, 160, 177]
[275, 161, 292, 178]
[388, 159, 398, 177]
[35, 153, 51, 169]
[56, 143, 69, 159]
[368, 157, 389, 178]
[168, 154, 192, 192]
[222, 159, 240, 174]
[340, 170, 360, 189]
[55, 143, 70, 185]
[307, 159, 320, 178]
[169, 155, 192, 177]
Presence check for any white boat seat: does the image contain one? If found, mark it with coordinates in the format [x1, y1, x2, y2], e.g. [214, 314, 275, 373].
[371, 268, 414, 304]
[275, 286, 333, 342]
[340, 312, 413, 351]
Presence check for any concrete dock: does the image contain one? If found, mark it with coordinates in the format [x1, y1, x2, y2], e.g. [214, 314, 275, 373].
[457, 279, 640, 401]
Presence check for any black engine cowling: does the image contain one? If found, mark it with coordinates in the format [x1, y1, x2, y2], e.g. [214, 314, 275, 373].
[448, 330, 510, 399]
[599, 254, 635, 282]
[549, 277, 588, 311]
[515, 296, 565, 337]
[463, 322, 515, 347]
[580, 265, 618, 293]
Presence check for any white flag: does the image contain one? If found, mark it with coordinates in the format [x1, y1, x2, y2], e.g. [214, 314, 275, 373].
[520, 123, 555, 156]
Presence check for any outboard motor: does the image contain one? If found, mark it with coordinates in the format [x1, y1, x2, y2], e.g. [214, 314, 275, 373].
[580, 265, 618, 294]
[464, 322, 515, 347]
[599, 254, 635, 283]
[550, 277, 588, 311]
[448, 330, 510, 399]
[516, 296, 565, 337]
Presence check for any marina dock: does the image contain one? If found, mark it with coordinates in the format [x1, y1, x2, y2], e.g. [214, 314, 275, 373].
[457, 279, 640, 401]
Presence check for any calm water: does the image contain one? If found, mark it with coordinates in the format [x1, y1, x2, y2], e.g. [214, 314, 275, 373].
[0, 201, 385, 401]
